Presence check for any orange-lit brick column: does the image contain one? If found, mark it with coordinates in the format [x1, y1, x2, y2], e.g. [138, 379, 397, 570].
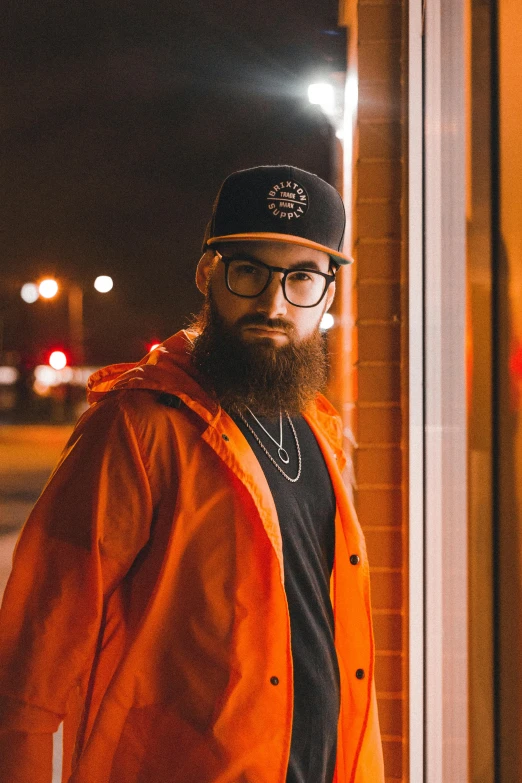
[338, 0, 408, 779]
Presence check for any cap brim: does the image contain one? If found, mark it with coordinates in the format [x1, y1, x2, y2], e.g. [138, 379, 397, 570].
[206, 232, 353, 265]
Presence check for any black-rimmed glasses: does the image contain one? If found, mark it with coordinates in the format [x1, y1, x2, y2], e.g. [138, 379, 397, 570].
[215, 251, 336, 308]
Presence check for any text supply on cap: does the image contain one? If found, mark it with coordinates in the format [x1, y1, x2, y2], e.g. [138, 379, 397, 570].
[205, 165, 353, 265]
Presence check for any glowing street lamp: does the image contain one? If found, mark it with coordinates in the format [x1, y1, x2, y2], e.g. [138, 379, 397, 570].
[20, 283, 40, 303]
[15, 274, 115, 365]
[308, 82, 336, 117]
[307, 76, 353, 146]
[68, 276, 114, 363]
[18, 274, 114, 365]
[94, 275, 113, 293]
[38, 278, 59, 299]
[48, 350, 68, 370]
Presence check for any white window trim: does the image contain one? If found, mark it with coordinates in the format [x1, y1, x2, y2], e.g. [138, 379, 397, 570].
[420, 0, 469, 780]
[408, 0, 425, 778]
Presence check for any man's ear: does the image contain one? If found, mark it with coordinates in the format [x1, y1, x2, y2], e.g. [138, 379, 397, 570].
[195, 249, 216, 294]
[323, 262, 339, 312]
[324, 279, 336, 312]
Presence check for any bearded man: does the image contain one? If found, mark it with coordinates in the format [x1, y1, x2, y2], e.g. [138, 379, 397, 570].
[0, 166, 384, 783]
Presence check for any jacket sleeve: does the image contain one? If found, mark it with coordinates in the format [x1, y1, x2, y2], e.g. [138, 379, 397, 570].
[0, 395, 153, 782]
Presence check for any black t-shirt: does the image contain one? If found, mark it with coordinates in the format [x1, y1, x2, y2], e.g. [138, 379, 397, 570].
[232, 412, 340, 783]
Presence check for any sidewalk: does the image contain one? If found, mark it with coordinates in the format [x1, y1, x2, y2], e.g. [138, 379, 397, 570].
[0, 424, 73, 595]
[0, 424, 72, 781]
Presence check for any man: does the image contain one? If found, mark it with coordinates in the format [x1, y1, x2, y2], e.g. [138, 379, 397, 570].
[0, 165, 384, 782]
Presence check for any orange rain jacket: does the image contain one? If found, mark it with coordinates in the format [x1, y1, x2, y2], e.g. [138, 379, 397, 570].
[0, 330, 384, 783]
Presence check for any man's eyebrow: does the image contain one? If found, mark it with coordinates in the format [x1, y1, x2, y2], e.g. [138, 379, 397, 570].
[286, 260, 323, 271]
[224, 251, 325, 272]
[223, 251, 264, 263]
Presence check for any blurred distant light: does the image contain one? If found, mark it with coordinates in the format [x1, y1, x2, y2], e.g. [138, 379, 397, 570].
[35, 364, 99, 388]
[20, 283, 39, 303]
[308, 82, 335, 116]
[71, 367, 98, 385]
[33, 379, 51, 396]
[94, 275, 113, 293]
[0, 366, 19, 385]
[49, 350, 67, 370]
[35, 365, 57, 386]
[39, 279, 59, 299]
[320, 313, 335, 331]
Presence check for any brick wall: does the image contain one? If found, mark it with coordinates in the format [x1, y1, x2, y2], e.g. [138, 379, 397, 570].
[342, 0, 408, 779]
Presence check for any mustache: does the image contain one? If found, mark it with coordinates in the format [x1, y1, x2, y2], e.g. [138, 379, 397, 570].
[234, 313, 295, 333]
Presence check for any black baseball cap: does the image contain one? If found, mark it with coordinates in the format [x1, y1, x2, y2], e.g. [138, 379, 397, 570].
[205, 165, 352, 265]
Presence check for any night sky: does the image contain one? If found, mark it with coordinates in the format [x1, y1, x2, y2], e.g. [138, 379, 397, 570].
[2, 1, 345, 364]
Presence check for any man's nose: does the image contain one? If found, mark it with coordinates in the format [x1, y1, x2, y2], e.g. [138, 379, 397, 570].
[254, 274, 288, 318]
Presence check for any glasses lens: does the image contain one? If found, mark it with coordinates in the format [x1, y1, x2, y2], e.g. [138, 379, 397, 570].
[285, 269, 327, 307]
[227, 259, 270, 297]
[226, 258, 328, 307]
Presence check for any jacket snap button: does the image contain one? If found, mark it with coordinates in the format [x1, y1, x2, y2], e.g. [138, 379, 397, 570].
[355, 669, 365, 680]
[222, 434, 229, 441]
[350, 554, 360, 565]
[270, 676, 279, 686]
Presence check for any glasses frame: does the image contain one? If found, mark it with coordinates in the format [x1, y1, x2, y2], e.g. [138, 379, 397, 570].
[215, 250, 337, 309]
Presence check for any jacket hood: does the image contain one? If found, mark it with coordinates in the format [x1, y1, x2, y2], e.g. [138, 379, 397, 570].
[87, 329, 344, 444]
[87, 330, 220, 419]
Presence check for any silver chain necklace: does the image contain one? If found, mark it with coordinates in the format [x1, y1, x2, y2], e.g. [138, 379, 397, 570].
[248, 408, 289, 463]
[238, 407, 302, 483]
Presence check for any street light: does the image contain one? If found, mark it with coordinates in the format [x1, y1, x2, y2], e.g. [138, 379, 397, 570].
[308, 82, 336, 116]
[49, 350, 68, 370]
[20, 283, 39, 303]
[94, 275, 113, 293]
[38, 278, 59, 299]
[307, 75, 352, 147]
[68, 278, 114, 364]
[19, 275, 114, 365]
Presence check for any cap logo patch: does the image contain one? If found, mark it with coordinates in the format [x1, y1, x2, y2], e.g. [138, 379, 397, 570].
[266, 179, 309, 220]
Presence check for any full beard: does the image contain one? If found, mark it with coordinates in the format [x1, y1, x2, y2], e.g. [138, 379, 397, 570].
[189, 294, 329, 418]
